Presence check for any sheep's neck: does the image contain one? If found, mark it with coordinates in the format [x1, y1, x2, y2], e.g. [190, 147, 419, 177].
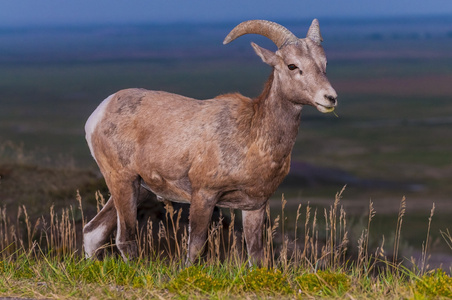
[252, 72, 303, 158]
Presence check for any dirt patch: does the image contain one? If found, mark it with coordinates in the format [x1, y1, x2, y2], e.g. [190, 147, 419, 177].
[0, 162, 106, 220]
[0, 298, 40, 300]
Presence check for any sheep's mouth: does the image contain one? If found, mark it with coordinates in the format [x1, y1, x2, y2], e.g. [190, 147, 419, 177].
[315, 102, 335, 113]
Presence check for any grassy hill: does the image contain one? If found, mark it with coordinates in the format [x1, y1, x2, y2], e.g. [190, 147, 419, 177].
[1, 16, 452, 267]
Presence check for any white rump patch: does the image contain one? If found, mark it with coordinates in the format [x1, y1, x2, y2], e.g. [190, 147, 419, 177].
[85, 94, 115, 162]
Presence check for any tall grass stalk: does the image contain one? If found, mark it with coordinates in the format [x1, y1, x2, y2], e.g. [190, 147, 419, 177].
[393, 196, 406, 265]
[420, 203, 435, 275]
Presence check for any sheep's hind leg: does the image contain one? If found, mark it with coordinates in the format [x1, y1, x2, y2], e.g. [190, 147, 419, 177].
[111, 177, 141, 261]
[83, 196, 117, 259]
[83, 181, 157, 259]
[242, 205, 266, 266]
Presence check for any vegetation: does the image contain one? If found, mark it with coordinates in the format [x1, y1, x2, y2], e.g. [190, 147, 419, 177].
[1, 186, 451, 299]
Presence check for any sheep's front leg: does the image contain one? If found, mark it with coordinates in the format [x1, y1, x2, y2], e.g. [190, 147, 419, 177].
[186, 190, 217, 265]
[242, 205, 266, 266]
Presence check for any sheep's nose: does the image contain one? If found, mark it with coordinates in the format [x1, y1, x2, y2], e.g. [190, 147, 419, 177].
[324, 94, 337, 106]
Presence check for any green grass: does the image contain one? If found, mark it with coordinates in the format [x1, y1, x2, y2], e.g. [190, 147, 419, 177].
[1, 258, 362, 298]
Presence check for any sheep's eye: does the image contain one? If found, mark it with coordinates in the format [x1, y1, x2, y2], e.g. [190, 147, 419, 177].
[287, 64, 298, 71]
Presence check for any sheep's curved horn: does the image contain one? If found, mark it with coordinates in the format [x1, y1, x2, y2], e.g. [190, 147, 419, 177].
[306, 19, 323, 45]
[223, 20, 298, 48]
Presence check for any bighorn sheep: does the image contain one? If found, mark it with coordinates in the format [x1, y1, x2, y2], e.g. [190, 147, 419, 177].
[83, 19, 337, 265]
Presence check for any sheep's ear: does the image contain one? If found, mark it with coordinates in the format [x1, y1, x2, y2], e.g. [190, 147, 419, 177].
[307, 19, 323, 45]
[251, 42, 279, 66]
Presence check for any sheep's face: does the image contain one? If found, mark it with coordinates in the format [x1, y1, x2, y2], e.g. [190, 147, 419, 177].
[252, 38, 337, 113]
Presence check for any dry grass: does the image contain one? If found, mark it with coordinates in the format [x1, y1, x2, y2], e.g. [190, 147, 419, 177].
[0, 187, 433, 266]
[1, 184, 450, 298]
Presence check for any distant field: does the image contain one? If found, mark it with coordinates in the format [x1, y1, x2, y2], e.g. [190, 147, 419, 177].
[1, 17, 452, 255]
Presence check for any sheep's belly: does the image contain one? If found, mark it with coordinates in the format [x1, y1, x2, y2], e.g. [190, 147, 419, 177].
[141, 180, 266, 210]
[216, 190, 267, 210]
[140, 178, 191, 204]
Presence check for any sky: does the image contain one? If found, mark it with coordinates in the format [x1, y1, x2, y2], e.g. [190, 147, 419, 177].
[1, 0, 452, 27]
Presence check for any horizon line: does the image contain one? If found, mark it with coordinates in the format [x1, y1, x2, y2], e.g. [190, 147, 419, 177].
[0, 12, 451, 29]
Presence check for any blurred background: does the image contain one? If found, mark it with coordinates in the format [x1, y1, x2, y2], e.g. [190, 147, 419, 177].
[1, 1, 452, 260]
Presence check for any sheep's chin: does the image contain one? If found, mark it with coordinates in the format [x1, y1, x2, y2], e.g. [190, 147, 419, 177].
[316, 104, 335, 114]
